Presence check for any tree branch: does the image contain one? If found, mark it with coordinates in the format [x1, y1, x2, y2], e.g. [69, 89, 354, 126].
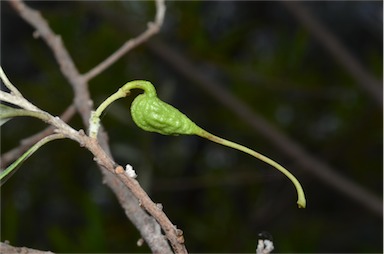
[86, 1, 383, 216]
[0, 66, 23, 97]
[0, 242, 54, 254]
[6, 0, 183, 253]
[1, 71, 184, 253]
[82, 0, 166, 82]
[8, 0, 92, 121]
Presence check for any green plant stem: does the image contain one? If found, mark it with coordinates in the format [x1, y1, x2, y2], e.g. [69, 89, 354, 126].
[89, 87, 129, 138]
[89, 80, 306, 208]
[0, 104, 50, 122]
[196, 128, 306, 208]
[89, 80, 155, 138]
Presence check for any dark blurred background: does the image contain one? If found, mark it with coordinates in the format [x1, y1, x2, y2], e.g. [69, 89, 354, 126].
[1, 1, 382, 253]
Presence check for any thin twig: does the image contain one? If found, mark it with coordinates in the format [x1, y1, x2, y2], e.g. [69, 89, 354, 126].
[0, 242, 54, 254]
[1, 71, 182, 253]
[0, 90, 39, 111]
[8, 0, 92, 122]
[0, 66, 23, 97]
[82, 0, 166, 82]
[88, 2, 383, 216]
[6, 0, 183, 253]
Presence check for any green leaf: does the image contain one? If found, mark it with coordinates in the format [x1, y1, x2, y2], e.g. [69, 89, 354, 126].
[0, 104, 49, 126]
[0, 134, 65, 185]
[0, 104, 28, 125]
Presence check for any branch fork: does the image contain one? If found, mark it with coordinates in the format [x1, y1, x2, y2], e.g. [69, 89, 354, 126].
[2, 0, 186, 253]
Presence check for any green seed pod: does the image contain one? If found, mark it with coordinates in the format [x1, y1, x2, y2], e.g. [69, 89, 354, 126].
[130, 90, 201, 136]
[91, 80, 306, 208]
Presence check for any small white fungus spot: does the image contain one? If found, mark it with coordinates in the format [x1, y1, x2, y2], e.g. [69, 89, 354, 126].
[256, 239, 274, 254]
[125, 164, 137, 178]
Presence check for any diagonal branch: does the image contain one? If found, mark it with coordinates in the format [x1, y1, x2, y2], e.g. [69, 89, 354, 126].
[86, 1, 383, 216]
[0, 66, 23, 97]
[6, 1, 183, 253]
[82, 0, 166, 82]
[0, 242, 54, 254]
[0, 69, 182, 253]
[8, 0, 92, 121]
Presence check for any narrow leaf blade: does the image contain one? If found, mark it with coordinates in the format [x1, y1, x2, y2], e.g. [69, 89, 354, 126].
[0, 104, 48, 126]
[0, 134, 65, 185]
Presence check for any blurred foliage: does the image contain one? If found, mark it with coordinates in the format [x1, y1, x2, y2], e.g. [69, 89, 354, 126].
[1, 1, 382, 253]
